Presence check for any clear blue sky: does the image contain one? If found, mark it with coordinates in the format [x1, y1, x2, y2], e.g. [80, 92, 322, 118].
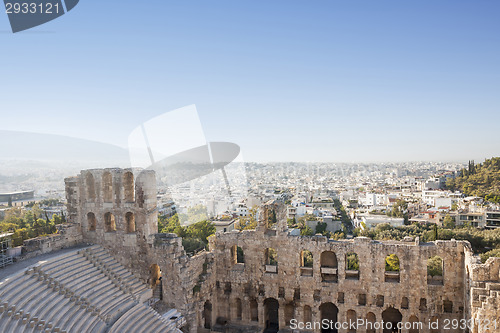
[1, 1, 499, 162]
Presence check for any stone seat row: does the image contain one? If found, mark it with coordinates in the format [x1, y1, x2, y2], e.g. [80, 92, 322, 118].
[79, 247, 149, 301]
[108, 304, 182, 333]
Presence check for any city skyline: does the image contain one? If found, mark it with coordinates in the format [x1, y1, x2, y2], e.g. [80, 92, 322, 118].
[1, 1, 499, 163]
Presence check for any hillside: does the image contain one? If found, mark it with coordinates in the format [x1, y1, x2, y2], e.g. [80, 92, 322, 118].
[447, 157, 500, 202]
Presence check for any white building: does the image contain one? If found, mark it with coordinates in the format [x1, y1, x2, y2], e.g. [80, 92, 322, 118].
[355, 214, 405, 230]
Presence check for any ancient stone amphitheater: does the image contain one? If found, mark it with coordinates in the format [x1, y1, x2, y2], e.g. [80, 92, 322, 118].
[0, 168, 498, 333]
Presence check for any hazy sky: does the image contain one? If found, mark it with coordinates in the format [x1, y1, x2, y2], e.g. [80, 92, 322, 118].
[1, 1, 499, 163]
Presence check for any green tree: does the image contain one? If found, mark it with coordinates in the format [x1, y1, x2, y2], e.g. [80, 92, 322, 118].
[186, 220, 215, 244]
[443, 215, 455, 229]
[315, 222, 327, 235]
[346, 253, 359, 270]
[300, 226, 314, 236]
[427, 256, 443, 277]
[385, 254, 400, 272]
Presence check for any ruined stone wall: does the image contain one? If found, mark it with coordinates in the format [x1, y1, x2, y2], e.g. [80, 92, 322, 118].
[467, 254, 500, 333]
[19, 223, 83, 260]
[65, 169, 498, 333]
[199, 227, 469, 333]
[65, 168, 158, 280]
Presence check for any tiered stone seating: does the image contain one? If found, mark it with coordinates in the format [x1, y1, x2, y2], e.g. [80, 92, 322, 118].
[0, 245, 181, 333]
[108, 304, 183, 333]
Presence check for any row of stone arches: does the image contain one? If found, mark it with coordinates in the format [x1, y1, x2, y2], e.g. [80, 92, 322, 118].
[203, 297, 424, 333]
[255, 247, 444, 283]
[87, 211, 136, 233]
[85, 171, 135, 203]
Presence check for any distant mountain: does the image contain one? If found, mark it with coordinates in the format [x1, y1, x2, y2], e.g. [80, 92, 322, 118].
[447, 157, 500, 201]
[0, 130, 130, 166]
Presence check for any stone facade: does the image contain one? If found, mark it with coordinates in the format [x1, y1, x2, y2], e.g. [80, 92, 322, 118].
[60, 168, 500, 333]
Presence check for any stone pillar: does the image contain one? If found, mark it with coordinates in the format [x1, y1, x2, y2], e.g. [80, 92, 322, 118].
[278, 300, 286, 329]
[258, 300, 265, 327]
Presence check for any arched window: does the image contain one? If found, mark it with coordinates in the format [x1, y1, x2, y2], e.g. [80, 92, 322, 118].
[385, 254, 400, 282]
[419, 298, 427, 312]
[347, 310, 357, 333]
[366, 312, 376, 333]
[409, 315, 421, 333]
[85, 172, 96, 202]
[319, 302, 338, 333]
[123, 171, 135, 202]
[87, 212, 96, 231]
[382, 307, 402, 333]
[427, 256, 444, 285]
[345, 252, 359, 280]
[401, 296, 409, 309]
[301, 250, 313, 267]
[303, 305, 312, 323]
[125, 212, 135, 233]
[104, 212, 116, 232]
[231, 245, 244, 264]
[265, 248, 277, 273]
[320, 251, 338, 282]
[103, 172, 113, 202]
[443, 300, 453, 313]
[264, 298, 279, 331]
[300, 250, 313, 276]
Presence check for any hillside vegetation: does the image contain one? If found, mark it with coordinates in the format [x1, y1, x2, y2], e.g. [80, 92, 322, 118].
[446, 158, 500, 202]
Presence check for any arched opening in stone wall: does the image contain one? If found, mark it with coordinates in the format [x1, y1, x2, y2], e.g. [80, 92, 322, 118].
[408, 315, 420, 333]
[87, 212, 96, 231]
[419, 298, 427, 312]
[102, 171, 113, 203]
[443, 300, 453, 313]
[265, 248, 278, 273]
[265, 248, 277, 265]
[149, 264, 162, 300]
[284, 302, 295, 327]
[320, 251, 338, 282]
[427, 256, 444, 285]
[319, 302, 338, 333]
[300, 250, 313, 276]
[366, 312, 376, 333]
[231, 245, 244, 265]
[376, 295, 384, 307]
[204, 301, 212, 329]
[235, 298, 242, 320]
[264, 298, 279, 331]
[104, 212, 116, 232]
[301, 250, 313, 267]
[345, 252, 359, 280]
[358, 294, 366, 306]
[250, 298, 258, 322]
[149, 264, 162, 287]
[303, 305, 312, 323]
[382, 307, 402, 333]
[347, 309, 357, 333]
[401, 297, 409, 309]
[125, 212, 135, 233]
[85, 172, 96, 202]
[123, 171, 135, 202]
[385, 254, 400, 282]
